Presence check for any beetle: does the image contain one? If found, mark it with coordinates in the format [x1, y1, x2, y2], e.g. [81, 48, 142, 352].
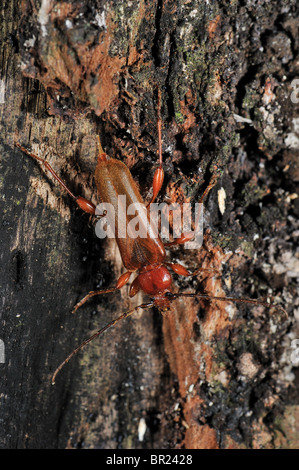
[15, 90, 286, 384]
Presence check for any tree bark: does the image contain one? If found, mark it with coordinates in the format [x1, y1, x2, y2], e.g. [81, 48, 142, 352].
[0, 0, 298, 449]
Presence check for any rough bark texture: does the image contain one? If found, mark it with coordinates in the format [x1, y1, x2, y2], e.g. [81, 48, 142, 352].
[0, 0, 298, 449]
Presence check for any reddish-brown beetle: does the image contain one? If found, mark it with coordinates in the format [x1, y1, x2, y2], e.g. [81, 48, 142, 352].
[15, 91, 286, 384]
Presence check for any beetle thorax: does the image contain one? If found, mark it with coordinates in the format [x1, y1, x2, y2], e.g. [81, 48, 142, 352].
[137, 264, 172, 296]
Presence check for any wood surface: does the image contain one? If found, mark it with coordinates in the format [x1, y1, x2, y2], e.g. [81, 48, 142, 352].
[0, 0, 298, 449]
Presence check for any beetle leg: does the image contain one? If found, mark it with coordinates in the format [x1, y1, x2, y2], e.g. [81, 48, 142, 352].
[166, 262, 221, 277]
[147, 88, 164, 207]
[164, 231, 195, 247]
[15, 142, 96, 215]
[72, 271, 133, 313]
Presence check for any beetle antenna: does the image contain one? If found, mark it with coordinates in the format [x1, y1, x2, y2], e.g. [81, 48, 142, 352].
[167, 292, 287, 318]
[51, 301, 154, 385]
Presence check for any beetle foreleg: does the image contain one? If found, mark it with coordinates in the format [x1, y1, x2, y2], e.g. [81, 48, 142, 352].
[72, 271, 133, 313]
